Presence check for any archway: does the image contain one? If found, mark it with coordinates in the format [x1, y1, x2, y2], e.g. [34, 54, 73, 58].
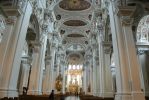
[18, 14, 40, 95]
[136, 15, 149, 97]
[136, 15, 149, 43]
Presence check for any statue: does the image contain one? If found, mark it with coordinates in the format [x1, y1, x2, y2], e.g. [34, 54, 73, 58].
[55, 74, 63, 91]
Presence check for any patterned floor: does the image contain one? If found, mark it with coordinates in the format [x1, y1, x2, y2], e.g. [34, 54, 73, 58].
[65, 96, 80, 100]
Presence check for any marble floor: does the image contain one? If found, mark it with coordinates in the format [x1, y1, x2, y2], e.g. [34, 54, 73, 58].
[65, 96, 80, 100]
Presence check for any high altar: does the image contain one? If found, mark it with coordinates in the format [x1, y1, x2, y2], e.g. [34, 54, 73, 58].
[66, 65, 83, 93]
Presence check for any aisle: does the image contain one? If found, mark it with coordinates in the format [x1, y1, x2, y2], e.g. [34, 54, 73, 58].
[65, 96, 80, 100]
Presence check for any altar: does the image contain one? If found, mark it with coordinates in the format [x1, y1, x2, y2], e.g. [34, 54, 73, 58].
[66, 65, 83, 93]
[69, 84, 79, 93]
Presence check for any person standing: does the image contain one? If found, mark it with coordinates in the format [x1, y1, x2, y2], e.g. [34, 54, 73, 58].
[60, 94, 65, 100]
[49, 90, 55, 100]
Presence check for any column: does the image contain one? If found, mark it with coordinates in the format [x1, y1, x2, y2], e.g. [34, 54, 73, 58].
[102, 42, 114, 97]
[62, 61, 66, 94]
[97, 34, 104, 97]
[27, 43, 41, 95]
[108, 2, 145, 100]
[8, 2, 32, 97]
[83, 65, 87, 94]
[90, 62, 93, 95]
[42, 56, 51, 95]
[28, 34, 47, 95]
[56, 55, 60, 77]
[96, 57, 100, 97]
[38, 34, 48, 95]
[92, 49, 97, 96]
[85, 62, 89, 94]
[19, 56, 31, 95]
[121, 16, 145, 99]
[0, 2, 32, 97]
[0, 17, 17, 98]
[95, 56, 100, 97]
[49, 44, 56, 91]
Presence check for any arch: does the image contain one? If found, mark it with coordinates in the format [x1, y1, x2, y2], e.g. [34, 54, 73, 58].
[136, 15, 149, 43]
[25, 14, 41, 56]
[28, 14, 40, 41]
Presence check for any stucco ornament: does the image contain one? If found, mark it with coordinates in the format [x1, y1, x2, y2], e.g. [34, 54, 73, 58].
[0, 15, 6, 43]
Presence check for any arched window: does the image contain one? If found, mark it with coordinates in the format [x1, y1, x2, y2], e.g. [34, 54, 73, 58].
[136, 15, 149, 43]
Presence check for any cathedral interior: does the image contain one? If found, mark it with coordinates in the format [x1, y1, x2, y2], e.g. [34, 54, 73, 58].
[0, 0, 149, 100]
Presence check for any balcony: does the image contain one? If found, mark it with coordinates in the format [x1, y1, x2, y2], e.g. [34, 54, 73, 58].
[0, 0, 27, 16]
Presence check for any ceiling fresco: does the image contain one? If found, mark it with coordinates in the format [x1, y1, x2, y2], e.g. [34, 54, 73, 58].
[63, 20, 87, 26]
[67, 34, 84, 37]
[59, 0, 91, 11]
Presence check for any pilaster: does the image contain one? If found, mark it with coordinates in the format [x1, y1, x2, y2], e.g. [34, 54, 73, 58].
[82, 64, 87, 95]
[19, 56, 31, 95]
[42, 56, 51, 95]
[49, 43, 57, 91]
[62, 61, 66, 94]
[0, 1, 32, 98]
[102, 42, 114, 98]
[27, 43, 42, 95]
[109, 1, 145, 100]
[92, 48, 97, 96]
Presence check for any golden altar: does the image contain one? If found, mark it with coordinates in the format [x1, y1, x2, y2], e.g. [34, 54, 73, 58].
[68, 84, 79, 93]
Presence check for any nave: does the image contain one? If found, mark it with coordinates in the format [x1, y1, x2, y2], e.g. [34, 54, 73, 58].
[0, 0, 149, 100]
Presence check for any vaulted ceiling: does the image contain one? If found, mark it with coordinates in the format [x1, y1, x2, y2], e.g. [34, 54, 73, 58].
[53, 0, 98, 64]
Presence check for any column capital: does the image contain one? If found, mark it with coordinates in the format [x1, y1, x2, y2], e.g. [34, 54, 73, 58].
[104, 47, 112, 54]
[117, 6, 136, 25]
[31, 42, 41, 53]
[102, 42, 112, 54]
[5, 16, 17, 24]
[137, 49, 146, 55]
[120, 16, 133, 25]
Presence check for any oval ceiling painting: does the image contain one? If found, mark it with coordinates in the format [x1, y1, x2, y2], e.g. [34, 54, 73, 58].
[64, 20, 87, 26]
[59, 0, 91, 11]
[67, 34, 84, 37]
